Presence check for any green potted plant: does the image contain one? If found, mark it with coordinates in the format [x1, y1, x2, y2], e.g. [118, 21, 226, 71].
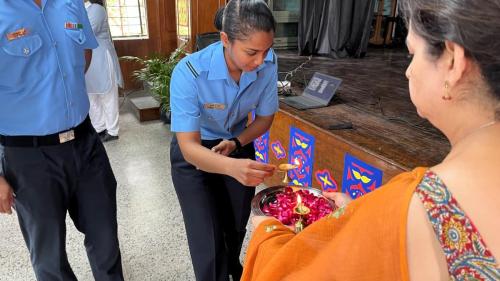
[122, 43, 186, 123]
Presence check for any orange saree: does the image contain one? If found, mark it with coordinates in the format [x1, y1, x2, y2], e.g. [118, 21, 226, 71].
[241, 167, 428, 281]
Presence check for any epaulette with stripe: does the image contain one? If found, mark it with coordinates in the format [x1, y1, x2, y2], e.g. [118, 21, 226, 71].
[185, 61, 199, 78]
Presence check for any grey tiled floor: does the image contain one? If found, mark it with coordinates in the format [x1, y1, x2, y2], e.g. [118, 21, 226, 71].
[0, 97, 255, 281]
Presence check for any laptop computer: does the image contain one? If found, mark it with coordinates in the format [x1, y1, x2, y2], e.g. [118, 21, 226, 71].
[281, 72, 342, 110]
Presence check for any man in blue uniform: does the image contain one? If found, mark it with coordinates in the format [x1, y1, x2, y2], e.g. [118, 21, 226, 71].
[0, 1, 124, 280]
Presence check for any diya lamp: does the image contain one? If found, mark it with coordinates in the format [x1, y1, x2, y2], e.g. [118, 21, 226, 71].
[278, 158, 300, 184]
[252, 158, 333, 232]
[251, 187, 335, 232]
[293, 194, 310, 233]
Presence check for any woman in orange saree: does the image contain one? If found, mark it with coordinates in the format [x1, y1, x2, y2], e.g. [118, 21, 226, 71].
[242, 0, 500, 280]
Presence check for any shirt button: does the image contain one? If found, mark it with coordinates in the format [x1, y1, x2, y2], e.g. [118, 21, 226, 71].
[63, 73, 67, 78]
[53, 42, 57, 47]
[23, 47, 30, 55]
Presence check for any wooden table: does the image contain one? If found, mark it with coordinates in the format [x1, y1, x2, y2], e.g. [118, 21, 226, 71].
[259, 48, 449, 198]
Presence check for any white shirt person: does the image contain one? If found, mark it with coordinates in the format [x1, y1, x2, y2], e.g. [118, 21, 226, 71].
[85, 1, 124, 141]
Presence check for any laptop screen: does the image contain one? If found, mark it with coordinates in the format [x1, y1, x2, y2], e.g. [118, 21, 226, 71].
[303, 72, 342, 103]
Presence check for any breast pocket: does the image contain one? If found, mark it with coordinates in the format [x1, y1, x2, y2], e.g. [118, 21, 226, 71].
[1, 34, 43, 89]
[1, 34, 43, 57]
[65, 28, 87, 46]
[64, 1, 88, 44]
[202, 106, 229, 122]
[63, 1, 87, 67]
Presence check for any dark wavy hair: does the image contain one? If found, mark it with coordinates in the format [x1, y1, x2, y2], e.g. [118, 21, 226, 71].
[222, 0, 276, 41]
[399, 0, 500, 103]
[214, 7, 224, 31]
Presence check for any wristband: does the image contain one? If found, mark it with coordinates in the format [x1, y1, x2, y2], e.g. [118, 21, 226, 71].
[229, 137, 242, 151]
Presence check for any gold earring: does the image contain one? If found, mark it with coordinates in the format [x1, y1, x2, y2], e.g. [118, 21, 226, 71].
[442, 81, 452, 100]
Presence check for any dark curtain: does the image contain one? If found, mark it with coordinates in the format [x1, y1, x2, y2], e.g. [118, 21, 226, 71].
[298, 0, 376, 58]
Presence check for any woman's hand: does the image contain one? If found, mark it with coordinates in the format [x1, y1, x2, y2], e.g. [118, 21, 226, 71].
[227, 159, 276, 186]
[322, 191, 352, 208]
[211, 139, 236, 156]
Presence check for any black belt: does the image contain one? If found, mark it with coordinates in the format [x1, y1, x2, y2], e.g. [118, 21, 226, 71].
[0, 116, 93, 147]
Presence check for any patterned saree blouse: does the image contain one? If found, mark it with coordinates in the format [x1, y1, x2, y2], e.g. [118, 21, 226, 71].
[415, 170, 500, 280]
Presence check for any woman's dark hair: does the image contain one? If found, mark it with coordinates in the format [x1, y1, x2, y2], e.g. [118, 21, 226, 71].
[89, 0, 104, 6]
[214, 7, 224, 31]
[222, 0, 276, 41]
[399, 0, 500, 101]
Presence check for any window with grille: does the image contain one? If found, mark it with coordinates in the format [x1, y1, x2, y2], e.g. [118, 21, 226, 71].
[106, 0, 149, 39]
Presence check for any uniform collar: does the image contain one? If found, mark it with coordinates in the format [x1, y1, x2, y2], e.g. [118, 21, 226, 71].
[264, 48, 275, 63]
[35, 0, 49, 9]
[207, 42, 275, 82]
[84, 2, 91, 9]
[207, 42, 230, 81]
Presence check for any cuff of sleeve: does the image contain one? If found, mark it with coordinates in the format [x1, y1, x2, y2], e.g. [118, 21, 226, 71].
[256, 103, 279, 117]
[171, 114, 200, 132]
[86, 41, 99, 50]
[255, 109, 278, 117]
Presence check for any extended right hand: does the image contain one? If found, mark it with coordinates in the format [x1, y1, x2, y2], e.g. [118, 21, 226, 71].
[0, 176, 14, 214]
[322, 191, 352, 208]
[228, 159, 276, 186]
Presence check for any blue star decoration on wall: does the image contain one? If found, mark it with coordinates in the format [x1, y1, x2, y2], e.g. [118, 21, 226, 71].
[271, 140, 286, 160]
[315, 169, 339, 192]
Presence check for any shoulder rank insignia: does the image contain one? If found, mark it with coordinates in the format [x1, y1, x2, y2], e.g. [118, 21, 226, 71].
[6, 28, 28, 41]
[186, 61, 199, 78]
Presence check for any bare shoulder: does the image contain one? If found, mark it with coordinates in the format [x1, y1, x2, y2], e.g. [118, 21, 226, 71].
[406, 194, 450, 281]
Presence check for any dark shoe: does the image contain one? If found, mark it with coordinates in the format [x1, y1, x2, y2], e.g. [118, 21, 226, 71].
[229, 263, 243, 281]
[101, 133, 119, 142]
[97, 130, 107, 140]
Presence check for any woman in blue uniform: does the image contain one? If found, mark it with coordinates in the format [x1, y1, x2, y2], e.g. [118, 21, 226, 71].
[169, 1, 278, 280]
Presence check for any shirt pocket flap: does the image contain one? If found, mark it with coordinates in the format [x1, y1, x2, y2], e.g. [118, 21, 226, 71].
[65, 29, 87, 45]
[2, 34, 43, 57]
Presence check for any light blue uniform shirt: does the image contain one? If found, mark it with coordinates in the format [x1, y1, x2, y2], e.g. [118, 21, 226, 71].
[170, 41, 279, 140]
[0, 0, 98, 136]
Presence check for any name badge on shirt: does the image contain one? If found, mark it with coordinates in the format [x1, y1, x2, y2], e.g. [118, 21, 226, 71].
[64, 22, 83, 30]
[6, 28, 28, 41]
[204, 103, 226, 110]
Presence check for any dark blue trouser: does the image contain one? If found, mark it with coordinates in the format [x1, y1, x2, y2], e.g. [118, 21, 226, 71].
[2, 122, 124, 281]
[170, 136, 256, 281]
